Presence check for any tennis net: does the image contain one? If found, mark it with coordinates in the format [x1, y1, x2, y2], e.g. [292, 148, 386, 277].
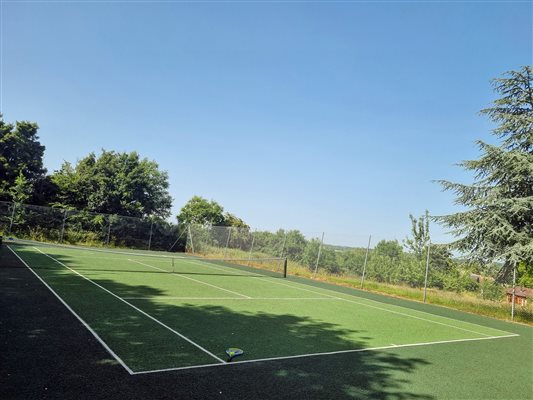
[5, 237, 288, 278]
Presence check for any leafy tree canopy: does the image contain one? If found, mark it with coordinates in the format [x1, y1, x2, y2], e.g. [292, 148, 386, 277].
[9, 171, 33, 204]
[177, 196, 249, 228]
[0, 115, 45, 200]
[436, 66, 533, 279]
[177, 196, 226, 225]
[51, 150, 172, 218]
[374, 240, 403, 260]
[404, 210, 430, 259]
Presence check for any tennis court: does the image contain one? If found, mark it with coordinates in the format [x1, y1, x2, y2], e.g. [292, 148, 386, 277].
[7, 241, 517, 375]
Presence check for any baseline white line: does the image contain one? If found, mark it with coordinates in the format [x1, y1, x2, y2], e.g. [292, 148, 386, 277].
[129, 259, 251, 299]
[122, 296, 338, 300]
[133, 333, 519, 375]
[259, 278, 511, 337]
[7, 246, 134, 375]
[32, 247, 226, 365]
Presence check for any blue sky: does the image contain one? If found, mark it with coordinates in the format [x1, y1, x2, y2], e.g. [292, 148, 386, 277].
[1, 1, 531, 246]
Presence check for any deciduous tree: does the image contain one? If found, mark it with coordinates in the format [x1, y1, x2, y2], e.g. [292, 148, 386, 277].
[0, 116, 45, 200]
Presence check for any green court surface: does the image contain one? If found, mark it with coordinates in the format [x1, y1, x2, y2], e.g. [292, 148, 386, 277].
[7, 243, 518, 376]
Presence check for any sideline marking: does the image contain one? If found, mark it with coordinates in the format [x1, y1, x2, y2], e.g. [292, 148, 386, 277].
[133, 333, 519, 375]
[254, 279, 514, 337]
[129, 259, 251, 299]
[31, 247, 226, 365]
[7, 245, 135, 375]
[171, 257, 513, 337]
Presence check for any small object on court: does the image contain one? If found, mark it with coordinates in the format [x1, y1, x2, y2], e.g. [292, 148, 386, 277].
[225, 348, 244, 362]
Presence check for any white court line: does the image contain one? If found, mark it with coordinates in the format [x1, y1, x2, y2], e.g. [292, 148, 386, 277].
[259, 279, 501, 337]
[133, 333, 519, 375]
[31, 247, 226, 365]
[122, 296, 339, 301]
[128, 259, 251, 299]
[178, 258, 512, 338]
[7, 246, 134, 375]
[184, 258, 265, 277]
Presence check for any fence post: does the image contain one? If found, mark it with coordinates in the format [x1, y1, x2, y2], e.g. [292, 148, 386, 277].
[248, 231, 255, 266]
[313, 232, 325, 277]
[8, 202, 16, 235]
[168, 225, 186, 252]
[223, 227, 232, 260]
[147, 220, 154, 251]
[361, 234, 371, 289]
[511, 262, 517, 321]
[187, 225, 195, 254]
[106, 216, 112, 245]
[60, 209, 68, 243]
[423, 242, 431, 303]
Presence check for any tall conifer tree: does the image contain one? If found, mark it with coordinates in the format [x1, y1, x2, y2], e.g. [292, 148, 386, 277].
[437, 66, 533, 280]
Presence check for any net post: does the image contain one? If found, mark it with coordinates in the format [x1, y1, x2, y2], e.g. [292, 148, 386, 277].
[283, 257, 288, 278]
[278, 230, 287, 270]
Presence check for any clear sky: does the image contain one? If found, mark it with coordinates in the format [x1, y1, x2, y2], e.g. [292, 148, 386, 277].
[1, 1, 531, 247]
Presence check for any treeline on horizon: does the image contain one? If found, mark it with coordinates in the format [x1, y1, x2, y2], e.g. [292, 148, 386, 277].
[1, 66, 532, 299]
[0, 114, 497, 296]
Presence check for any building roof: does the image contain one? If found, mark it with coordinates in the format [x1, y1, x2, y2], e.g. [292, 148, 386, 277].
[505, 287, 533, 298]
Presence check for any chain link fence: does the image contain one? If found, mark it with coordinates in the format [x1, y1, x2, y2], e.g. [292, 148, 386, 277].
[0, 201, 530, 324]
[185, 225, 532, 324]
[0, 201, 186, 252]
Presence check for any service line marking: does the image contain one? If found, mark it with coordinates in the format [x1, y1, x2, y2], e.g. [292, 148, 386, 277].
[174, 257, 513, 337]
[128, 259, 251, 299]
[257, 279, 514, 337]
[31, 247, 226, 365]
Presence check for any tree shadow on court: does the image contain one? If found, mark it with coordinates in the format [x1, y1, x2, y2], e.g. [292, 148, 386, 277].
[4, 245, 434, 400]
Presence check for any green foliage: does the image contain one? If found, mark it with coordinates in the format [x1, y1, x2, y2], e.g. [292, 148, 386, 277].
[374, 240, 403, 260]
[302, 238, 322, 271]
[29, 176, 58, 206]
[178, 196, 226, 225]
[517, 262, 533, 287]
[436, 66, 533, 277]
[479, 280, 504, 301]
[222, 212, 249, 229]
[177, 196, 249, 228]
[0, 115, 45, 200]
[283, 230, 307, 263]
[51, 150, 172, 218]
[429, 244, 454, 272]
[404, 210, 430, 259]
[9, 172, 33, 204]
